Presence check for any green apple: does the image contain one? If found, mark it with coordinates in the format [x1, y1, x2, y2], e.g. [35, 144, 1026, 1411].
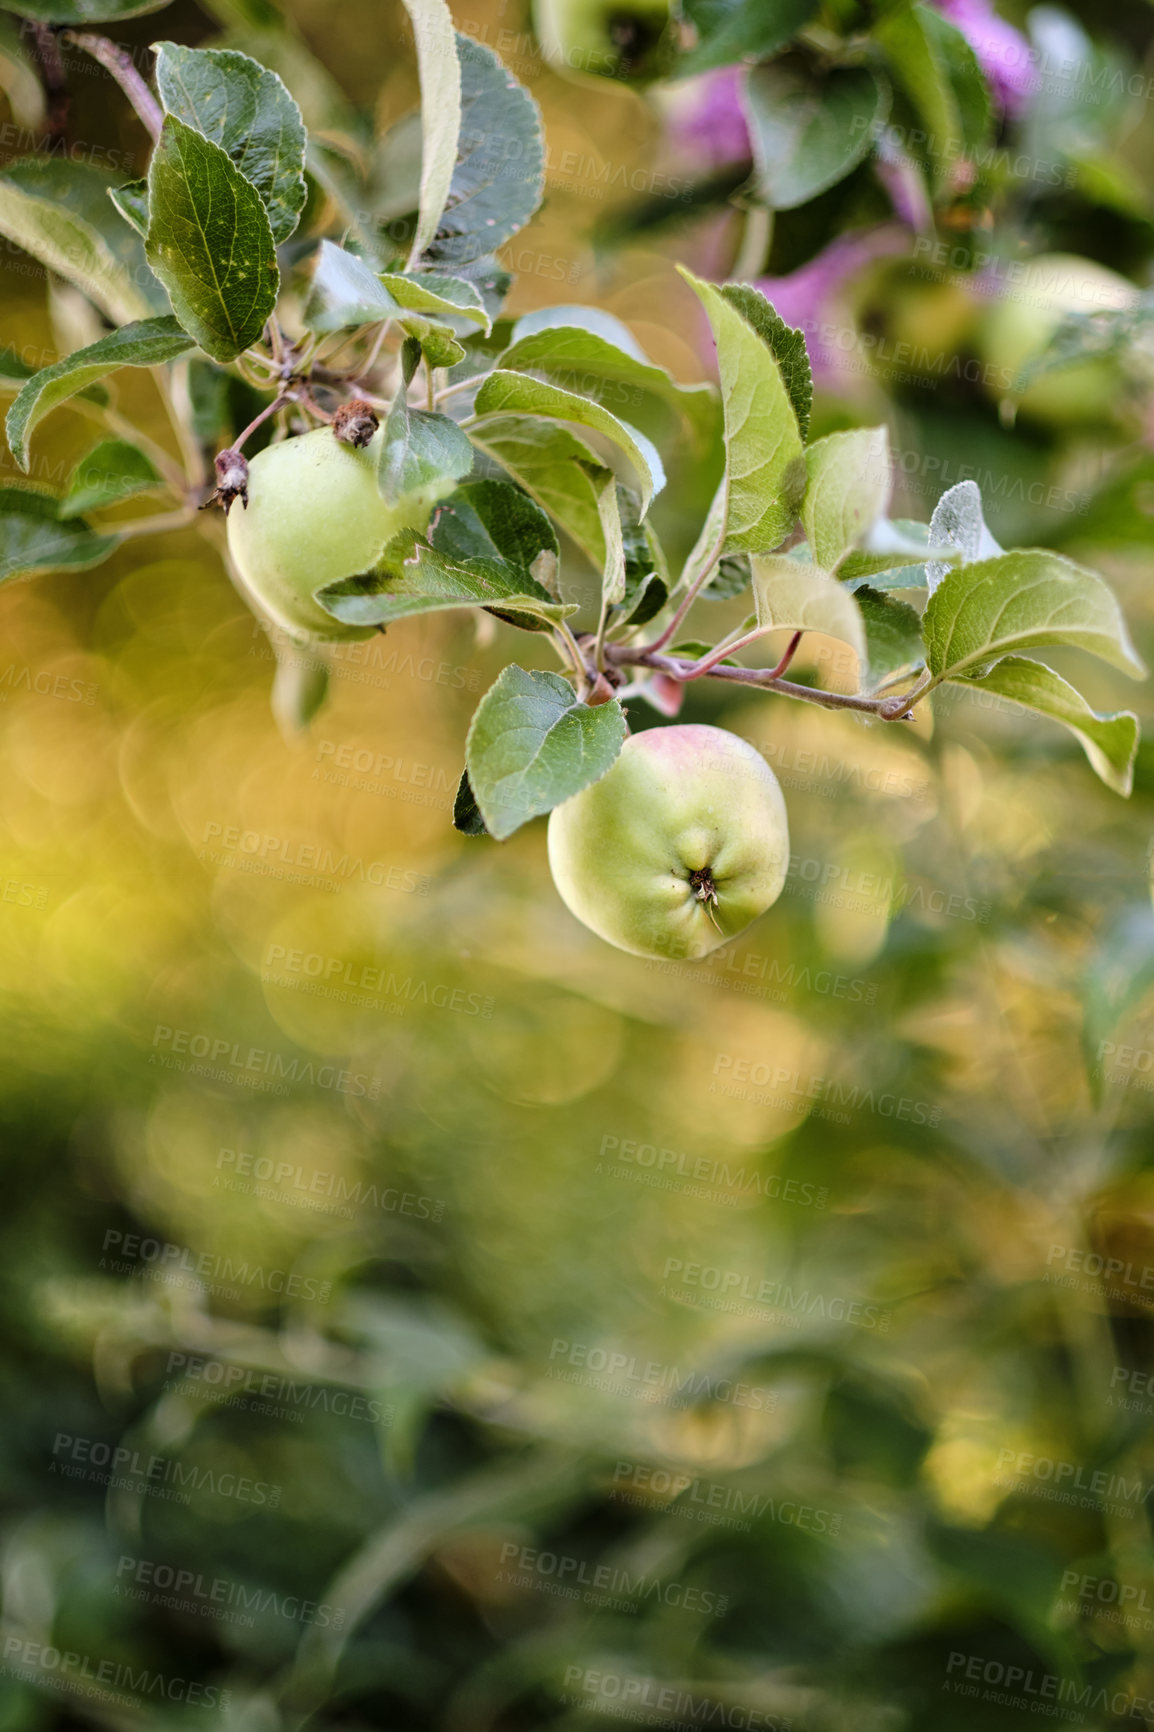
[227, 426, 439, 643]
[975, 253, 1137, 427]
[533, 0, 675, 82]
[547, 724, 790, 960]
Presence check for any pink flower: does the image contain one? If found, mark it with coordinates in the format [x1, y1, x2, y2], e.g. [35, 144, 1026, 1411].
[933, 0, 1034, 117]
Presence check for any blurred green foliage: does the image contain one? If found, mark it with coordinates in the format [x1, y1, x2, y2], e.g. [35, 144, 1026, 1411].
[3, 1, 1154, 1729]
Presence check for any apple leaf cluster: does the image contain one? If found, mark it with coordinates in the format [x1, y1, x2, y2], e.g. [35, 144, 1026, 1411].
[0, 0, 1144, 889]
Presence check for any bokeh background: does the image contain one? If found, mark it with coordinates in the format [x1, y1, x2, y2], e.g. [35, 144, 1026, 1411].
[4, 0, 1154, 1727]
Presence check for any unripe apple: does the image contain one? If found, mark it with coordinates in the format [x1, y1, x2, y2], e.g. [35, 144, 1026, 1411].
[533, 0, 674, 83]
[975, 253, 1137, 427]
[227, 426, 440, 643]
[547, 724, 789, 960]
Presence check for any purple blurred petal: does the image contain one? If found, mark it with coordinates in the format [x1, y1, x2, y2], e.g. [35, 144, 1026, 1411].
[664, 66, 751, 169]
[933, 0, 1035, 117]
[755, 227, 909, 386]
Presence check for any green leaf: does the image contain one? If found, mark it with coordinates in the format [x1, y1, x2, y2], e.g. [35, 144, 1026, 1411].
[379, 402, 473, 505]
[0, 485, 118, 582]
[108, 178, 149, 237]
[498, 323, 717, 445]
[145, 114, 279, 363]
[839, 518, 947, 585]
[616, 485, 667, 619]
[802, 428, 891, 573]
[1, 0, 170, 20]
[744, 60, 889, 210]
[424, 35, 544, 268]
[5, 316, 195, 472]
[398, 0, 461, 263]
[919, 5, 991, 158]
[954, 656, 1139, 795]
[925, 479, 1001, 594]
[153, 41, 307, 245]
[59, 438, 163, 518]
[854, 585, 925, 689]
[473, 371, 665, 514]
[427, 477, 559, 597]
[588, 464, 626, 608]
[395, 314, 465, 370]
[469, 414, 608, 567]
[704, 552, 751, 602]
[717, 283, 812, 442]
[924, 550, 1147, 683]
[271, 641, 330, 738]
[876, 6, 989, 195]
[317, 479, 572, 632]
[679, 0, 815, 75]
[1014, 292, 1154, 390]
[304, 240, 397, 334]
[0, 12, 45, 129]
[378, 271, 492, 333]
[453, 767, 489, 835]
[465, 665, 627, 840]
[0, 157, 159, 323]
[751, 551, 866, 672]
[679, 268, 804, 553]
[317, 543, 572, 632]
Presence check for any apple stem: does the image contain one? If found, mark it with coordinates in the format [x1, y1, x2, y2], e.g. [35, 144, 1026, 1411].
[606, 644, 929, 720]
